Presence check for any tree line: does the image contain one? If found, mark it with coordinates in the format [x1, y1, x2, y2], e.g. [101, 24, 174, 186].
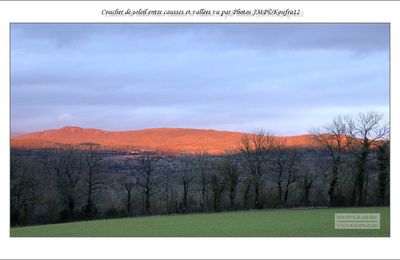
[10, 112, 389, 226]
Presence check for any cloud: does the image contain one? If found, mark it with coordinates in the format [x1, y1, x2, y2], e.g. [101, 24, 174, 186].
[10, 24, 389, 134]
[57, 113, 73, 121]
[11, 24, 389, 53]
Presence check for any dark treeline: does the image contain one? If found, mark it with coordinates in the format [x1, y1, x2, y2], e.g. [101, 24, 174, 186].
[10, 112, 390, 227]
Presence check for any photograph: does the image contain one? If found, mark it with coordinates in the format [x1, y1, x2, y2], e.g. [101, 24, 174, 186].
[10, 23, 389, 237]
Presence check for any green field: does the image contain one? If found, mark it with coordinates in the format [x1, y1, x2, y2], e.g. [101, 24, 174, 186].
[10, 207, 389, 237]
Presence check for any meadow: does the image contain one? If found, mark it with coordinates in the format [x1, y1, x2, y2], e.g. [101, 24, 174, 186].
[10, 207, 389, 237]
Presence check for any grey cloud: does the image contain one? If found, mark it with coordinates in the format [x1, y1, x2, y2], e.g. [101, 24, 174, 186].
[12, 23, 389, 53]
[11, 24, 389, 134]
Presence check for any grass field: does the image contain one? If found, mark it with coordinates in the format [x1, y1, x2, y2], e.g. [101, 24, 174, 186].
[10, 207, 389, 237]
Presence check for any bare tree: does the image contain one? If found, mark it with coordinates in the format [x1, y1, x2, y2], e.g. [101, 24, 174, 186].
[177, 155, 196, 213]
[80, 143, 105, 218]
[115, 174, 136, 216]
[347, 112, 389, 206]
[195, 152, 211, 212]
[377, 140, 390, 206]
[241, 178, 252, 209]
[216, 153, 241, 210]
[10, 152, 40, 225]
[311, 116, 351, 206]
[126, 152, 161, 215]
[160, 156, 178, 214]
[297, 155, 321, 207]
[270, 140, 286, 208]
[210, 167, 225, 212]
[240, 129, 275, 209]
[270, 140, 302, 208]
[50, 145, 83, 220]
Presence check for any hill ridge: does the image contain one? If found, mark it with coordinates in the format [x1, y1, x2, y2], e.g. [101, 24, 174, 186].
[11, 126, 316, 154]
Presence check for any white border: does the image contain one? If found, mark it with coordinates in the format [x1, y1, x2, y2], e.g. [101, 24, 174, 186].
[0, 1, 398, 259]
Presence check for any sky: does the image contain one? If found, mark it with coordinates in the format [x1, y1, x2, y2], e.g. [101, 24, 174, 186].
[11, 24, 389, 135]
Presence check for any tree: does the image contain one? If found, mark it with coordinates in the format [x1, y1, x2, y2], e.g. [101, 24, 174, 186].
[347, 112, 389, 206]
[80, 143, 105, 218]
[311, 116, 351, 206]
[240, 129, 275, 209]
[52, 145, 83, 220]
[241, 177, 252, 209]
[160, 156, 178, 214]
[217, 153, 240, 210]
[377, 140, 390, 206]
[126, 152, 161, 215]
[210, 168, 225, 212]
[270, 143, 302, 208]
[298, 154, 321, 207]
[177, 155, 196, 213]
[196, 152, 211, 212]
[10, 151, 40, 226]
[116, 174, 136, 217]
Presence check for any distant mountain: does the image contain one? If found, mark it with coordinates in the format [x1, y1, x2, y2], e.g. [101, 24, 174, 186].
[10, 126, 317, 154]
